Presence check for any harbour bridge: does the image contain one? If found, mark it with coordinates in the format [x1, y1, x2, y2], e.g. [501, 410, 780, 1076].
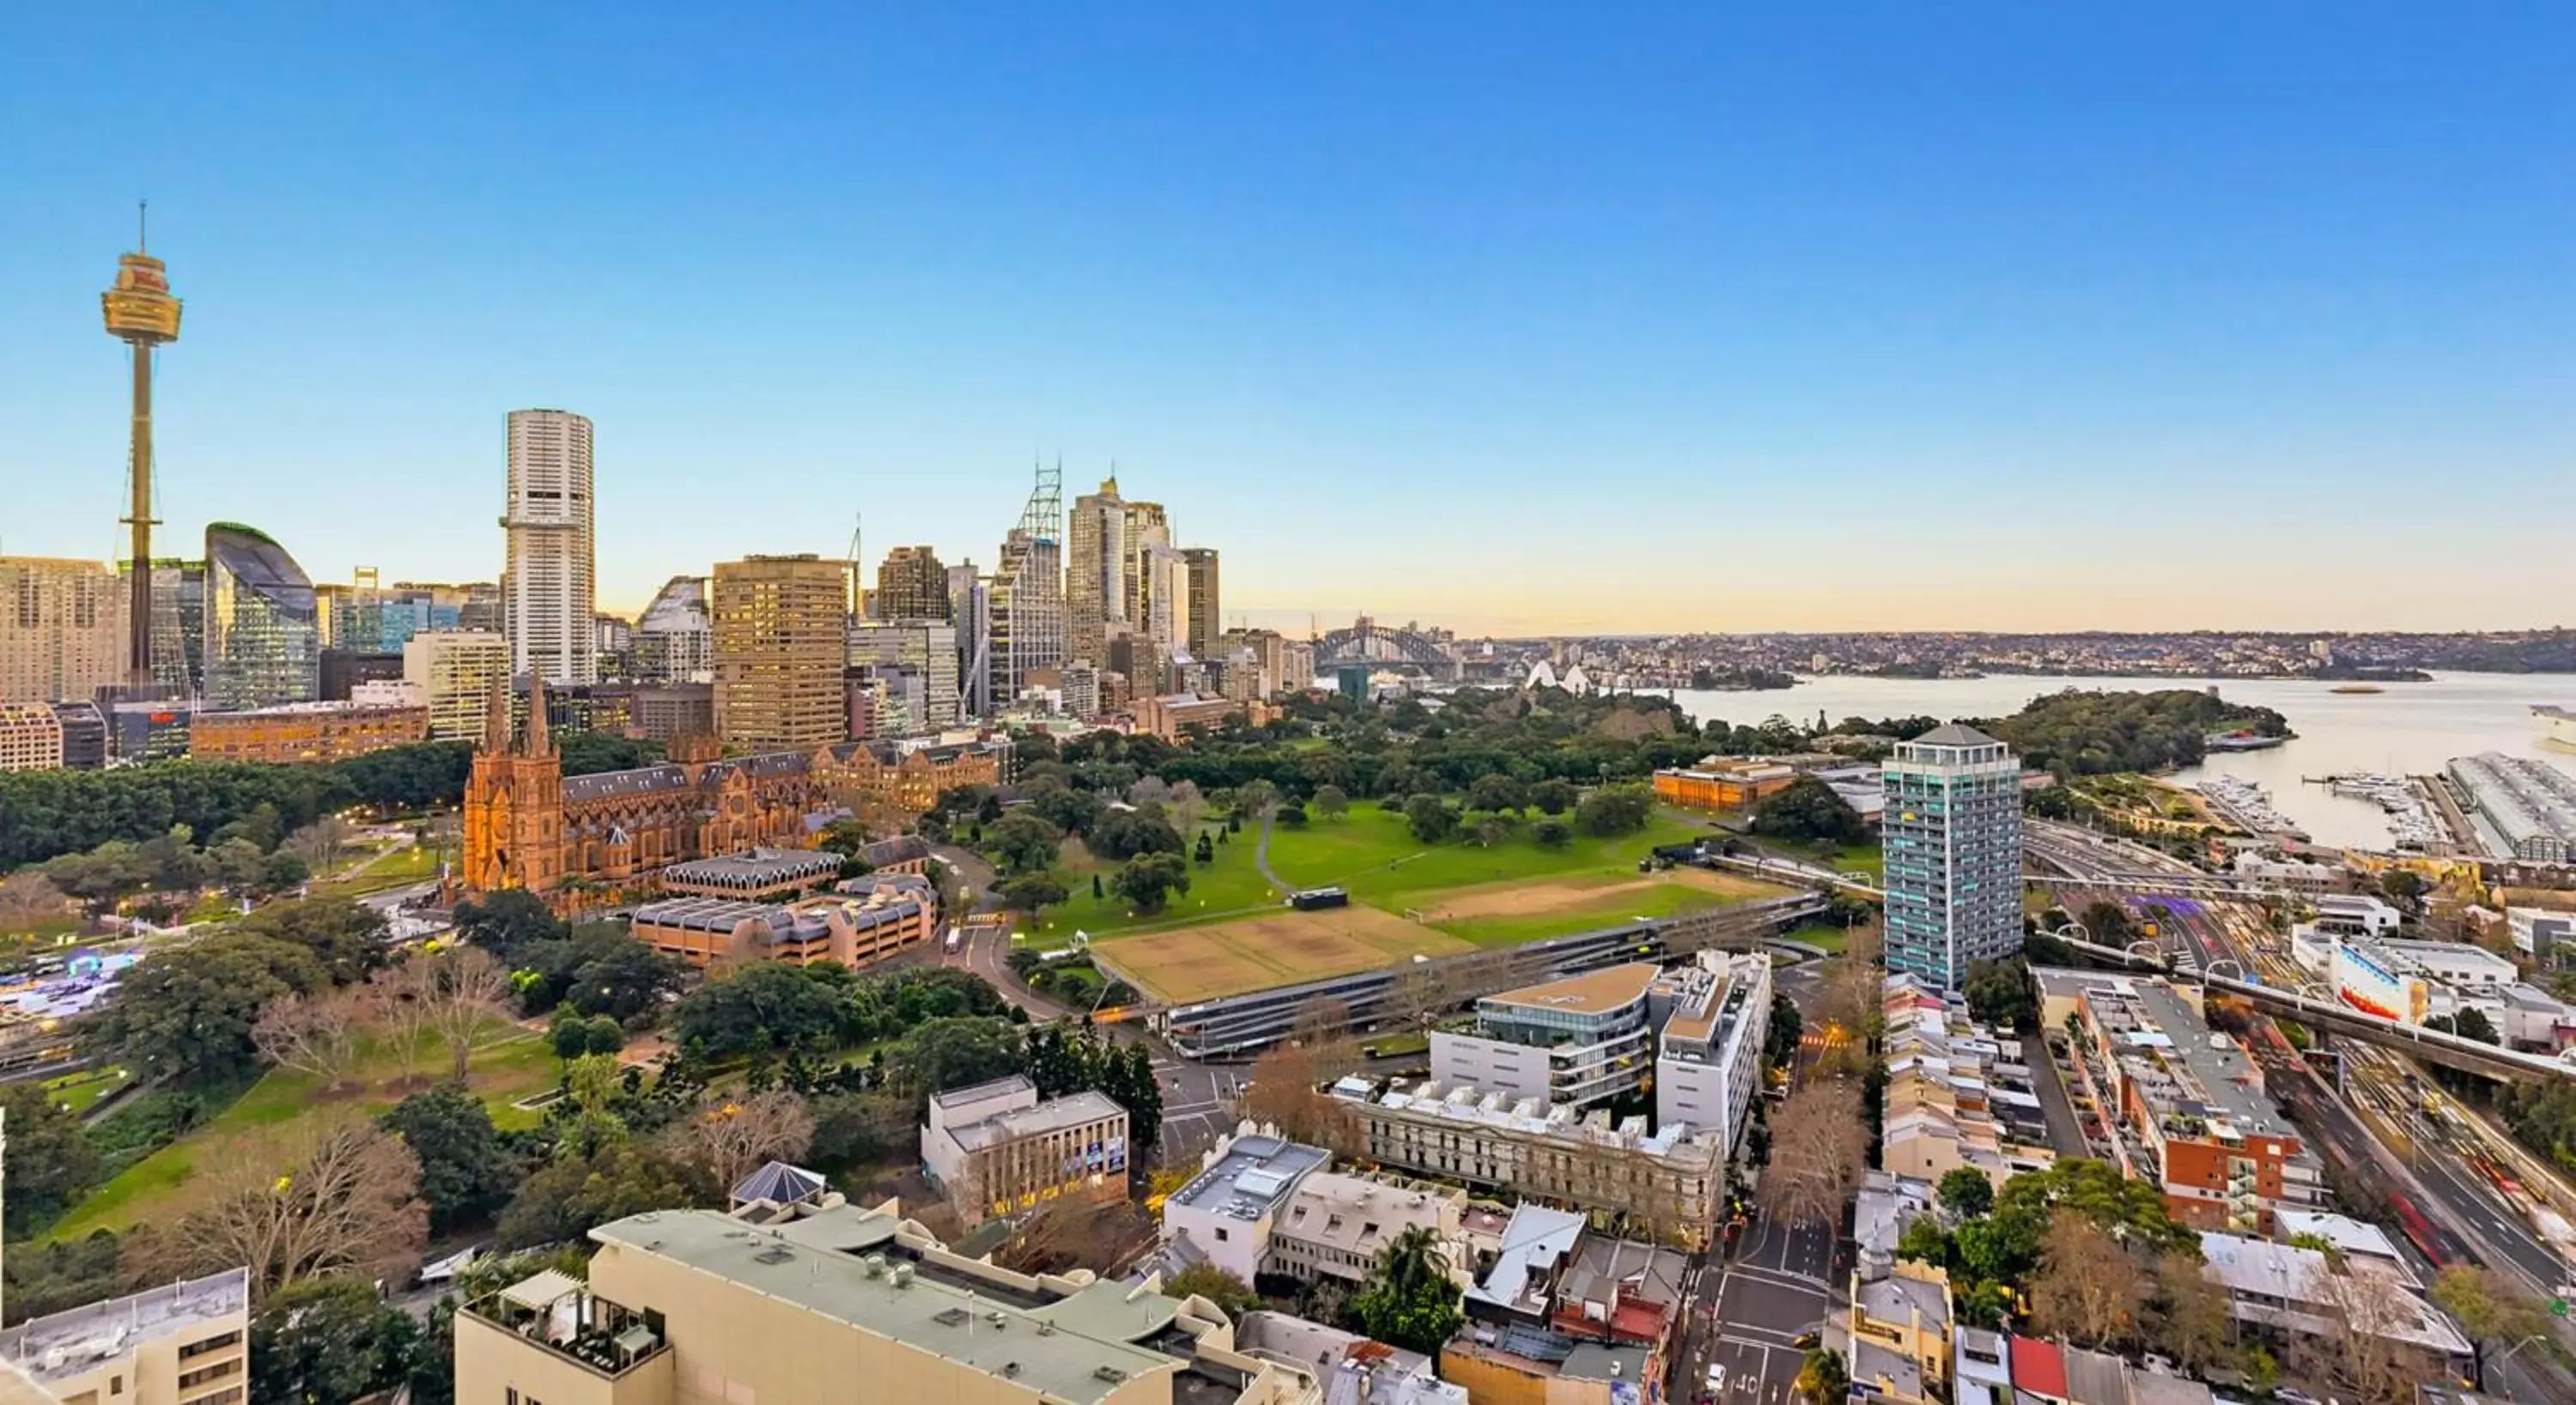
[1312, 620, 1460, 679]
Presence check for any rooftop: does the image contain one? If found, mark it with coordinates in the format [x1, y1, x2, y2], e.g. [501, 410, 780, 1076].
[949, 1089, 1130, 1153]
[1465, 1202, 1585, 1317]
[664, 846, 843, 886]
[1170, 1133, 1331, 1219]
[0, 1269, 248, 1385]
[591, 1210, 1182, 1405]
[1480, 964, 1661, 1018]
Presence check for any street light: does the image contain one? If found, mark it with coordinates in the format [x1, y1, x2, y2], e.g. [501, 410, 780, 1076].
[2494, 1332, 2547, 1400]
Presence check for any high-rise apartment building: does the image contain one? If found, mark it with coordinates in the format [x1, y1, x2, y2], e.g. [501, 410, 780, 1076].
[874, 545, 951, 622]
[501, 408, 598, 685]
[1140, 544, 1191, 671]
[990, 465, 1066, 705]
[713, 554, 848, 752]
[1182, 547, 1220, 659]
[848, 620, 961, 732]
[1066, 478, 1128, 664]
[204, 522, 320, 710]
[404, 630, 513, 741]
[0, 557, 127, 702]
[1881, 724, 2025, 990]
[633, 575, 714, 684]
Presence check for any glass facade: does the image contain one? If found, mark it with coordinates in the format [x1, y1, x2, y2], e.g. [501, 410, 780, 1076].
[204, 524, 319, 709]
[1881, 726, 2025, 991]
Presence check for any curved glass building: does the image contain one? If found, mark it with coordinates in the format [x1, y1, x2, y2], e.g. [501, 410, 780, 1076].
[204, 523, 319, 709]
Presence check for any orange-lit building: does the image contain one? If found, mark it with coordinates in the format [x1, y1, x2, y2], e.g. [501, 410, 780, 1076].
[1131, 691, 1275, 743]
[190, 700, 430, 763]
[462, 676, 1001, 907]
[629, 872, 939, 970]
[1651, 758, 1799, 812]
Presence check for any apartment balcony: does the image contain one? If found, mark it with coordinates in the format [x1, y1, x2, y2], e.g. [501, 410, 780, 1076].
[463, 1272, 671, 1388]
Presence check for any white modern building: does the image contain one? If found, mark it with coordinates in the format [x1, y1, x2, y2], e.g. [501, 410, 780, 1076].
[501, 408, 598, 686]
[1158, 1128, 1331, 1285]
[919, 1074, 1128, 1225]
[1652, 952, 1772, 1156]
[1431, 964, 1662, 1110]
[1881, 724, 2025, 991]
[634, 575, 714, 684]
[403, 629, 512, 741]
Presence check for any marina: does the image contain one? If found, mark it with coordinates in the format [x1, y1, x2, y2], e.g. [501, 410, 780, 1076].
[2194, 774, 2306, 839]
[2300, 773, 2447, 853]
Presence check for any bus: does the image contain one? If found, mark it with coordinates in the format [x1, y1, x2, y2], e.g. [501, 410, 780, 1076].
[1289, 887, 1350, 911]
[944, 927, 964, 955]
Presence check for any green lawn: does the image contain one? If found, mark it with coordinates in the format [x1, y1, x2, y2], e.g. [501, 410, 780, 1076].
[46, 1066, 131, 1115]
[322, 842, 439, 896]
[1264, 806, 1704, 910]
[1024, 824, 1285, 946]
[1781, 922, 1850, 955]
[1748, 837, 1883, 881]
[1430, 879, 1754, 947]
[48, 1025, 560, 1241]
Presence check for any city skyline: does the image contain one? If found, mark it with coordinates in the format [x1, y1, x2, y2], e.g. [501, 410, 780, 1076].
[6, 7, 2575, 635]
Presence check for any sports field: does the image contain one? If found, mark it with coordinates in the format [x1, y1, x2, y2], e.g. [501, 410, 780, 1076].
[1092, 904, 1472, 1005]
[1416, 867, 1789, 945]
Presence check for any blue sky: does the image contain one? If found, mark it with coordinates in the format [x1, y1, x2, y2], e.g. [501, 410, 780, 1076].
[4, 4, 2572, 634]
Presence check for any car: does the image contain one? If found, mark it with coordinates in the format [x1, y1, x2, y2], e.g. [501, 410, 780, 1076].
[1704, 1364, 1725, 1390]
[1791, 1330, 1820, 1349]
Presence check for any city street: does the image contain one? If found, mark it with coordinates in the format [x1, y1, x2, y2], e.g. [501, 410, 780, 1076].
[1690, 1208, 1832, 1405]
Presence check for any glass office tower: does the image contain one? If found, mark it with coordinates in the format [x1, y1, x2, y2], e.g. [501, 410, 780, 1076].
[204, 523, 320, 709]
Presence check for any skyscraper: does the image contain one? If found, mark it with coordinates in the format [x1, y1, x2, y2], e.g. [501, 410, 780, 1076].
[0, 557, 128, 702]
[1122, 498, 1170, 628]
[990, 463, 1066, 707]
[949, 562, 991, 720]
[1065, 477, 1127, 665]
[204, 522, 320, 709]
[634, 575, 714, 684]
[712, 554, 848, 752]
[101, 222, 182, 686]
[1182, 547, 1220, 659]
[1880, 723, 2025, 991]
[1141, 543, 1190, 667]
[404, 630, 513, 741]
[873, 545, 951, 622]
[501, 409, 598, 686]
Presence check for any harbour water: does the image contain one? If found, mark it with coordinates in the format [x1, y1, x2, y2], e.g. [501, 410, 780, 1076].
[1659, 672, 2576, 852]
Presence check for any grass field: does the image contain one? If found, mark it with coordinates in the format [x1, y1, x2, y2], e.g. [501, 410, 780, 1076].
[1264, 806, 1705, 908]
[48, 1025, 558, 1241]
[45, 1066, 131, 1115]
[1422, 867, 1788, 946]
[1091, 905, 1471, 1005]
[1025, 824, 1282, 946]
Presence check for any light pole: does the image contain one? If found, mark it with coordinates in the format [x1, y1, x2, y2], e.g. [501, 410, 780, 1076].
[2494, 1332, 2546, 1399]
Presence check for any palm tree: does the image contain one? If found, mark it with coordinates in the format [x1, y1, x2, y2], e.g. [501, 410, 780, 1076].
[1373, 1226, 1452, 1299]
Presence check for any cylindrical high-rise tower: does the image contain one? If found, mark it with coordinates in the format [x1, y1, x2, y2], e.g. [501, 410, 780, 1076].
[501, 409, 598, 685]
[101, 218, 183, 687]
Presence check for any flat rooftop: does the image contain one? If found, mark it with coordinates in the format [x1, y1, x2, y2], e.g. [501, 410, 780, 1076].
[1482, 963, 1660, 1017]
[1170, 1134, 1329, 1218]
[591, 1211, 1182, 1405]
[951, 1090, 1129, 1152]
[0, 1269, 247, 1385]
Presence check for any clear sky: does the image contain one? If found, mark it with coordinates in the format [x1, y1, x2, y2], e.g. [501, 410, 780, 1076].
[4, 5, 2572, 635]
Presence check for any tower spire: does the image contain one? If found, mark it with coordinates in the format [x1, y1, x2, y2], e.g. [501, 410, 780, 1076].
[526, 672, 551, 756]
[483, 672, 509, 752]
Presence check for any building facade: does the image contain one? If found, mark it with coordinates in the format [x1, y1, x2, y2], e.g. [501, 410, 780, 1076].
[633, 575, 714, 684]
[501, 408, 598, 686]
[920, 1075, 1130, 1224]
[1066, 478, 1128, 665]
[1158, 1129, 1333, 1284]
[848, 619, 961, 732]
[1881, 724, 2024, 990]
[189, 700, 429, 763]
[630, 873, 937, 970]
[0, 557, 126, 702]
[0, 1268, 249, 1405]
[873, 545, 951, 622]
[0, 702, 64, 772]
[202, 523, 319, 710]
[714, 554, 849, 752]
[1652, 952, 1772, 1156]
[1182, 548, 1220, 660]
[403, 629, 513, 741]
[1431, 965, 1662, 1110]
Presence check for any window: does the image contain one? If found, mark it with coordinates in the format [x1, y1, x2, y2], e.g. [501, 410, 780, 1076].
[1214, 1226, 1229, 1242]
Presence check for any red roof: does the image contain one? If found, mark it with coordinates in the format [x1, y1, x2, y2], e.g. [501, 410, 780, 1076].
[2008, 1335, 2067, 1399]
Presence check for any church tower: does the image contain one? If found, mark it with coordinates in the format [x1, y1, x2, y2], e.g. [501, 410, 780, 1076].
[461, 674, 566, 896]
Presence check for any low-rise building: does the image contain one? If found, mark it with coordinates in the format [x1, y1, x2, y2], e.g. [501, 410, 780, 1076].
[1650, 757, 1799, 812]
[1267, 1172, 1467, 1286]
[2043, 969, 2322, 1233]
[2509, 906, 2576, 966]
[921, 1074, 1130, 1225]
[630, 872, 936, 970]
[187, 699, 429, 763]
[2230, 850, 2348, 895]
[0, 1268, 249, 1405]
[2312, 892, 2404, 939]
[1845, 1260, 1953, 1405]
[1340, 1080, 1722, 1248]
[0, 702, 64, 772]
[1132, 692, 1273, 743]
[2198, 1229, 2473, 1377]
[1878, 976, 2057, 1190]
[2329, 934, 2576, 1049]
[1431, 964, 1661, 1110]
[1159, 1128, 1332, 1285]
[660, 845, 845, 899]
[1233, 1313, 1467, 1405]
[1443, 1201, 1686, 1405]
[1652, 952, 1771, 1155]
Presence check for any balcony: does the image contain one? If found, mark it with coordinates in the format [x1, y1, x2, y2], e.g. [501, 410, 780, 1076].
[464, 1271, 669, 1382]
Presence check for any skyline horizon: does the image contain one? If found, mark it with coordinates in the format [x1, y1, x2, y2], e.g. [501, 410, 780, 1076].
[7, 8, 2572, 636]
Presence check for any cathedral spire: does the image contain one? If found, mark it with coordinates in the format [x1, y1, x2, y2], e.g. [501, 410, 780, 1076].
[526, 672, 552, 756]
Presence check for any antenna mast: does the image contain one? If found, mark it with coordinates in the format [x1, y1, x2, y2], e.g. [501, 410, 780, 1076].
[847, 514, 864, 622]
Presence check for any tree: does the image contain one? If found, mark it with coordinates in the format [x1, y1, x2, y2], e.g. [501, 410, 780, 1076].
[671, 1090, 817, 1190]
[0, 869, 69, 933]
[1235, 778, 1279, 820]
[1404, 794, 1457, 843]
[0, 1081, 100, 1238]
[1897, 1214, 1953, 1268]
[1103, 1041, 1164, 1162]
[1749, 776, 1869, 845]
[2150, 1247, 2234, 1378]
[672, 961, 846, 1063]
[495, 1143, 712, 1250]
[2425, 1007, 2500, 1045]
[1313, 785, 1350, 821]
[1770, 1080, 1867, 1228]
[160, 1116, 428, 1300]
[2431, 1264, 2553, 1390]
[1962, 958, 2036, 1032]
[1115, 852, 1192, 914]
[999, 872, 1071, 918]
[418, 946, 514, 1081]
[2079, 899, 2138, 947]
[807, 1090, 916, 1169]
[1531, 778, 1576, 816]
[2293, 1264, 2442, 1405]
[2026, 1210, 2148, 1347]
[1351, 1226, 1463, 1355]
[1573, 783, 1654, 836]
[2379, 869, 2428, 905]
[987, 811, 1065, 875]
[1467, 773, 1528, 815]
[1194, 830, 1218, 862]
[1095, 809, 1185, 861]
[1240, 1041, 1357, 1153]
[1794, 1348, 1849, 1405]
[1531, 818, 1571, 848]
[252, 988, 369, 1092]
[1764, 992, 1804, 1066]
[249, 1275, 413, 1405]
[286, 815, 359, 879]
[236, 897, 393, 988]
[363, 952, 444, 1085]
[1936, 1166, 1994, 1219]
[1167, 1264, 1261, 1317]
[451, 888, 568, 964]
[382, 1086, 519, 1235]
[888, 1015, 1027, 1099]
[85, 932, 326, 1088]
